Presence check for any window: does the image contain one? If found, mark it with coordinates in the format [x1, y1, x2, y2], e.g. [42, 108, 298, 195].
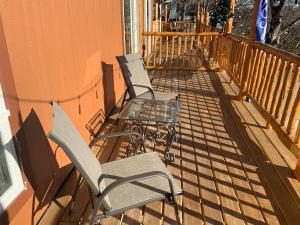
[144, 0, 152, 54]
[0, 84, 24, 211]
[123, 0, 140, 54]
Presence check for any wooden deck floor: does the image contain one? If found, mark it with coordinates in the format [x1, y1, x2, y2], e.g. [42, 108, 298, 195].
[39, 70, 300, 225]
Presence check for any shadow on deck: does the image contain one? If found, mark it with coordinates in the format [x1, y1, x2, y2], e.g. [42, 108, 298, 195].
[38, 70, 300, 225]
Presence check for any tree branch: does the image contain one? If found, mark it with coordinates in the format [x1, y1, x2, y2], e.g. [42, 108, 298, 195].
[277, 16, 300, 38]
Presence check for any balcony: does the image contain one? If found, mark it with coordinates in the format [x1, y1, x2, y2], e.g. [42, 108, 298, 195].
[38, 28, 300, 223]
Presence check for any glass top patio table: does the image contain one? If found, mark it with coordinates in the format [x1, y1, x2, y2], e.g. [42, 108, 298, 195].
[119, 98, 181, 124]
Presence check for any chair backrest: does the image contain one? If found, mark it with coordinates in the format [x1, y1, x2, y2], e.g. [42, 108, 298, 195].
[48, 102, 111, 209]
[117, 53, 153, 98]
[125, 52, 143, 63]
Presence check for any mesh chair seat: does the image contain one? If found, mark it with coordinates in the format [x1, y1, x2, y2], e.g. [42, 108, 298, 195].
[102, 152, 182, 216]
[137, 90, 178, 101]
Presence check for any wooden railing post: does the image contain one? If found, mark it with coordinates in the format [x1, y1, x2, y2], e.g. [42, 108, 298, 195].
[227, 0, 236, 33]
[205, 12, 210, 26]
[164, 3, 168, 23]
[197, 3, 200, 21]
[155, 0, 159, 20]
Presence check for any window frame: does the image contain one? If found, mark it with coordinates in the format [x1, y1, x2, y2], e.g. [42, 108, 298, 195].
[122, 0, 140, 54]
[0, 84, 24, 212]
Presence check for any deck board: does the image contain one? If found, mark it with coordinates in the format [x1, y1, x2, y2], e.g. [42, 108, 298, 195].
[39, 69, 300, 225]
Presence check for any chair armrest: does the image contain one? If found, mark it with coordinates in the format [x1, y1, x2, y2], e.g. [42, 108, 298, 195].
[127, 85, 155, 101]
[95, 130, 143, 140]
[92, 131, 146, 152]
[120, 84, 156, 111]
[97, 171, 177, 203]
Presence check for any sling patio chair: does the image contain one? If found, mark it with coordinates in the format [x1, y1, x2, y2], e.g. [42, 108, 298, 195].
[117, 53, 178, 108]
[48, 102, 183, 225]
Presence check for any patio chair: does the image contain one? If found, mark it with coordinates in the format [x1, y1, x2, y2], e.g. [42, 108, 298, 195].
[48, 102, 182, 225]
[117, 53, 178, 106]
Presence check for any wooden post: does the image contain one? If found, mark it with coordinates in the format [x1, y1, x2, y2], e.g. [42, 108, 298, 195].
[155, 0, 159, 20]
[164, 3, 168, 23]
[227, 0, 236, 33]
[205, 12, 210, 26]
[238, 0, 260, 100]
[197, 3, 200, 21]
[201, 7, 204, 24]
[250, 0, 260, 41]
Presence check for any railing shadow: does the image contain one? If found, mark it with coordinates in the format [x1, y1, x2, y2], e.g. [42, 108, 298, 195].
[209, 71, 299, 224]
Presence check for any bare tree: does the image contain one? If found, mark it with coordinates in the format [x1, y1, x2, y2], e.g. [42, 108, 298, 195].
[232, 0, 300, 55]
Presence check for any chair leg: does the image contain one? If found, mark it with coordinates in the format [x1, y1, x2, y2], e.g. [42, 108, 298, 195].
[173, 198, 181, 225]
[169, 192, 181, 225]
[90, 199, 102, 225]
[69, 175, 83, 215]
[88, 187, 95, 209]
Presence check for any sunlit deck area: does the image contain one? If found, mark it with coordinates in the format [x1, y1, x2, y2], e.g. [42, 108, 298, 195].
[39, 69, 300, 225]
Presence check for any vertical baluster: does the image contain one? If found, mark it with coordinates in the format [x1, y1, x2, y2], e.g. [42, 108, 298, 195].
[153, 35, 157, 66]
[295, 122, 300, 144]
[183, 36, 187, 66]
[269, 60, 287, 115]
[281, 66, 300, 126]
[230, 40, 237, 77]
[253, 52, 267, 99]
[196, 35, 200, 67]
[220, 36, 226, 70]
[257, 53, 272, 103]
[215, 36, 219, 64]
[177, 36, 182, 66]
[171, 36, 175, 66]
[189, 36, 194, 67]
[233, 41, 240, 79]
[211, 36, 216, 64]
[262, 56, 280, 108]
[240, 46, 253, 96]
[151, 35, 154, 52]
[233, 39, 239, 75]
[248, 49, 261, 94]
[239, 43, 248, 85]
[287, 86, 300, 134]
[200, 35, 205, 67]
[165, 36, 169, 66]
[146, 35, 150, 66]
[274, 63, 294, 119]
[245, 48, 257, 93]
[294, 121, 300, 143]
[235, 42, 242, 81]
[250, 50, 264, 95]
[159, 35, 162, 66]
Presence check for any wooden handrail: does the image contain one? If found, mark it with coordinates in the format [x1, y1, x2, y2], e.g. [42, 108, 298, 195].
[227, 33, 300, 65]
[142, 31, 220, 70]
[142, 31, 221, 36]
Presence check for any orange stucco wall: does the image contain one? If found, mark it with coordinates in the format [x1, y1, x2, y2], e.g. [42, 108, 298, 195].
[0, 0, 146, 224]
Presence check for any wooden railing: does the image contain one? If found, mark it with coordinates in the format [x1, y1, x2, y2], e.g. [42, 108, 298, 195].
[162, 21, 197, 32]
[142, 25, 300, 175]
[142, 31, 221, 70]
[216, 33, 300, 159]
